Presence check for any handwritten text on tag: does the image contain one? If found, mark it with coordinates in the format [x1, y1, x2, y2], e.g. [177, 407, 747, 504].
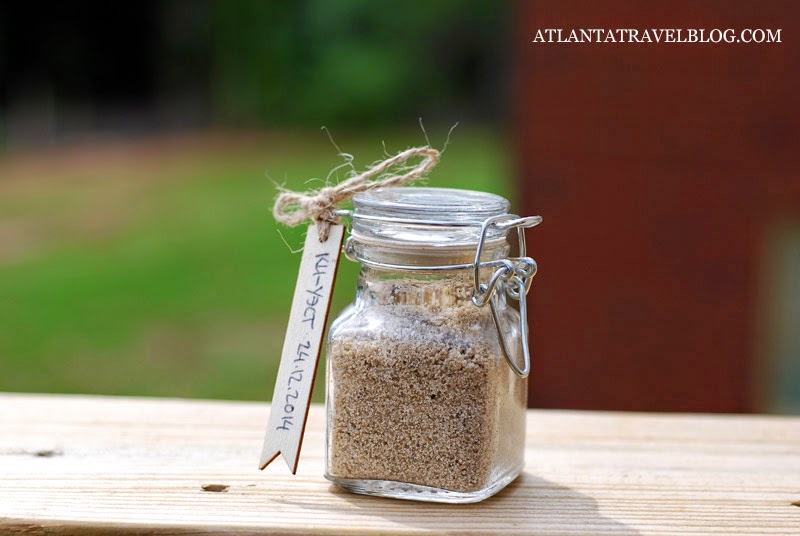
[259, 224, 344, 474]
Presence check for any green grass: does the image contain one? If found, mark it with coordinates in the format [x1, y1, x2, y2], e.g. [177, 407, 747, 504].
[0, 127, 513, 401]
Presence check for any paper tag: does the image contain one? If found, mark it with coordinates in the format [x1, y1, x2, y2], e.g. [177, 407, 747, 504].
[259, 224, 344, 473]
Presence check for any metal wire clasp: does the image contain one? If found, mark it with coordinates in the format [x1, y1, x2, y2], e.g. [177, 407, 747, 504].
[337, 208, 542, 378]
[471, 215, 542, 378]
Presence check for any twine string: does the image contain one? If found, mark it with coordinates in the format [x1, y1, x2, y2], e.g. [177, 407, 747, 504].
[273, 146, 440, 241]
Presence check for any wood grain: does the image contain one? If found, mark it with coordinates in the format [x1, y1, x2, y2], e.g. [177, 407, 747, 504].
[1, 393, 798, 535]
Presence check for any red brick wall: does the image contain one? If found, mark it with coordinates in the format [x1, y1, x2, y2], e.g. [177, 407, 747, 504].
[516, 1, 800, 411]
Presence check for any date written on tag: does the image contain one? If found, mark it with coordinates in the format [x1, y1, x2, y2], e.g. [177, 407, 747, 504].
[259, 224, 344, 474]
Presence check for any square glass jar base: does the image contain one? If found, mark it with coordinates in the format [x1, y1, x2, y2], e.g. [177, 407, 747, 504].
[325, 467, 522, 504]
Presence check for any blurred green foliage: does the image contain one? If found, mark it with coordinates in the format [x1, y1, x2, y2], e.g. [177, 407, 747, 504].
[0, 127, 513, 401]
[0, 1, 509, 146]
[210, 0, 509, 124]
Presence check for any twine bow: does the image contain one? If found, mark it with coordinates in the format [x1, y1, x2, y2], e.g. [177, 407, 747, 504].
[273, 146, 440, 241]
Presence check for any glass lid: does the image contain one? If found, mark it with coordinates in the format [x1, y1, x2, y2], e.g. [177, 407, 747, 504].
[351, 187, 511, 249]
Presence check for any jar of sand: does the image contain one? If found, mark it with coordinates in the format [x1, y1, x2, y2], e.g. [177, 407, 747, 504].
[325, 187, 541, 503]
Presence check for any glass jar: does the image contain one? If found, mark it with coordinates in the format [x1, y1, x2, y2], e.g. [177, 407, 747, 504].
[325, 187, 540, 503]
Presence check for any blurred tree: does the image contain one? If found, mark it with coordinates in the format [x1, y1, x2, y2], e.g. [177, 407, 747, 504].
[0, 0, 509, 145]
[210, 0, 509, 125]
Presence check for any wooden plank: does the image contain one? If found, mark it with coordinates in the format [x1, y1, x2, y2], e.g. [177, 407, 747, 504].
[0, 393, 798, 535]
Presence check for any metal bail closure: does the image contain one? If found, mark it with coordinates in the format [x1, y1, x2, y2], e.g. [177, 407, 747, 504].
[471, 214, 542, 378]
[337, 205, 541, 378]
